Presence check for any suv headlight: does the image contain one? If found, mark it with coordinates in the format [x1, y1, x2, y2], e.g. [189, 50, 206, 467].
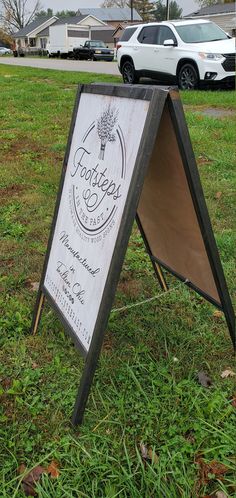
[199, 52, 223, 61]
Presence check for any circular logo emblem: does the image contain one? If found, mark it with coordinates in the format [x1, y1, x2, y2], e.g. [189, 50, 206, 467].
[70, 105, 126, 238]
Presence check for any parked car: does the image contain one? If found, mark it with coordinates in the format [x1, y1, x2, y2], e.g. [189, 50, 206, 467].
[117, 19, 236, 89]
[73, 40, 114, 61]
[0, 47, 12, 55]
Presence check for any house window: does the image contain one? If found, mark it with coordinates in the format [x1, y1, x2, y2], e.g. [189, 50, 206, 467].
[40, 38, 47, 49]
[29, 38, 36, 47]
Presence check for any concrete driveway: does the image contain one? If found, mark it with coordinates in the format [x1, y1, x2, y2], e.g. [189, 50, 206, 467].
[0, 56, 120, 76]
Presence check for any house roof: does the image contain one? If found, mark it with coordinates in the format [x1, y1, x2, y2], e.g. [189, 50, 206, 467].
[77, 7, 142, 22]
[14, 14, 107, 38]
[38, 15, 87, 34]
[37, 27, 50, 36]
[52, 15, 88, 25]
[13, 16, 57, 37]
[188, 2, 236, 17]
[112, 23, 127, 36]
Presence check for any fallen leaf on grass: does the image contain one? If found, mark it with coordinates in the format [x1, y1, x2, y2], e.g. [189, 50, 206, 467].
[47, 460, 60, 478]
[196, 458, 229, 485]
[203, 494, 228, 498]
[2, 378, 11, 389]
[18, 464, 46, 496]
[140, 443, 159, 464]
[215, 491, 228, 498]
[197, 371, 212, 388]
[18, 464, 27, 474]
[213, 310, 223, 319]
[197, 154, 212, 165]
[147, 448, 159, 464]
[231, 395, 236, 408]
[140, 443, 148, 460]
[215, 191, 222, 200]
[27, 281, 40, 292]
[31, 362, 39, 370]
[221, 368, 236, 379]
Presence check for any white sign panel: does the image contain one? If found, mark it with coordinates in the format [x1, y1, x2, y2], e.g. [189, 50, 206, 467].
[44, 92, 149, 353]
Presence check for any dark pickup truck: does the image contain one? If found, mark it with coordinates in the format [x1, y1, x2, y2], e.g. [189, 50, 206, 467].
[73, 40, 114, 61]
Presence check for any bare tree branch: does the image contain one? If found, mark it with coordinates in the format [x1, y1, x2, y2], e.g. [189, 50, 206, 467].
[100, 0, 128, 6]
[0, 0, 42, 32]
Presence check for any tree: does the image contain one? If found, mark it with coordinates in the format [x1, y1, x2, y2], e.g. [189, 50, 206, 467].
[101, 0, 127, 6]
[0, 0, 42, 32]
[35, 8, 53, 18]
[195, 0, 232, 6]
[195, 0, 217, 6]
[132, 0, 156, 21]
[55, 10, 77, 17]
[0, 27, 13, 46]
[153, 0, 182, 21]
[35, 9, 77, 19]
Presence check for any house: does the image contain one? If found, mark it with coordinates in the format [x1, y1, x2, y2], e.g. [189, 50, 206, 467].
[186, 2, 236, 36]
[76, 7, 142, 27]
[13, 15, 107, 52]
[12, 16, 58, 52]
[112, 24, 128, 45]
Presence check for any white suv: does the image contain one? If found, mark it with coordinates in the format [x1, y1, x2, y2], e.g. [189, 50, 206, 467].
[117, 19, 235, 89]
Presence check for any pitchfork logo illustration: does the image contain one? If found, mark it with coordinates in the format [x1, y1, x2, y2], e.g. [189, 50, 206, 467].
[97, 105, 119, 160]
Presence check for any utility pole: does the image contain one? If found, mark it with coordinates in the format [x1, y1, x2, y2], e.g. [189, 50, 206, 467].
[130, 0, 133, 22]
[166, 0, 170, 20]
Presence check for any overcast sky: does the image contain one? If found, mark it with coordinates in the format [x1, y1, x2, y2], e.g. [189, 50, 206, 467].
[39, 0, 198, 16]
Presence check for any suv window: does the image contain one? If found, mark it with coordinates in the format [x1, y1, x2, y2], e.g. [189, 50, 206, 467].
[175, 22, 229, 43]
[120, 27, 137, 42]
[158, 26, 177, 45]
[138, 26, 159, 44]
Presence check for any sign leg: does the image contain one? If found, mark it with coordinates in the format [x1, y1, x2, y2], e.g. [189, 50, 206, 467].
[31, 291, 45, 336]
[72, 352, 99, 425]
[136, 214, 168, 291]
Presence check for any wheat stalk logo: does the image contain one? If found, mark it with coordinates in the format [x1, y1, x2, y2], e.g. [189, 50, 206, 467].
[97, 104, 119, 160]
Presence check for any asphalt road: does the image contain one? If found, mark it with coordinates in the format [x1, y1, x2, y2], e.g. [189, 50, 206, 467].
[0, 56, 120, 76]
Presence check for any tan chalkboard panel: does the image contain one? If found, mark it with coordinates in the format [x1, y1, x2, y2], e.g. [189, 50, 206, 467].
[137, 102, 220, 304]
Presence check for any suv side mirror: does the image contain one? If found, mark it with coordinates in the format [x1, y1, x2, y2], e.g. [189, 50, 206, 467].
[163, 39, 176, 47]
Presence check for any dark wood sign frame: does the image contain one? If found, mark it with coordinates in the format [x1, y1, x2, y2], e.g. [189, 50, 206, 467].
[32, 84, 235, 426]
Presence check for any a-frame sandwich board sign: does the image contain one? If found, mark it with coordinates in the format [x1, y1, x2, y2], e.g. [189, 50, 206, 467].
[31, 83, 235, 426]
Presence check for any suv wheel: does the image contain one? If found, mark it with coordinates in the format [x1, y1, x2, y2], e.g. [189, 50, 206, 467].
[122, 60, 139, 84]
[178, 63, 199, 90]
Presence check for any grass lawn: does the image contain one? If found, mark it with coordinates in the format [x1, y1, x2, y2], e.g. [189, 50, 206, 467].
[0, 65, 235, 497]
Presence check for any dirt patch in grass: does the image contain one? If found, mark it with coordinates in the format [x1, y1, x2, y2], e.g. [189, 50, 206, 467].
[201, 107, 236, 118]
[0, 183, 26, 198]
[197, 155, 213, 166]
[1, 257, 15, 268]
[2, 138, 50, 161]
[118, 279, 142, 299]
[185, 105, 236, 119]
